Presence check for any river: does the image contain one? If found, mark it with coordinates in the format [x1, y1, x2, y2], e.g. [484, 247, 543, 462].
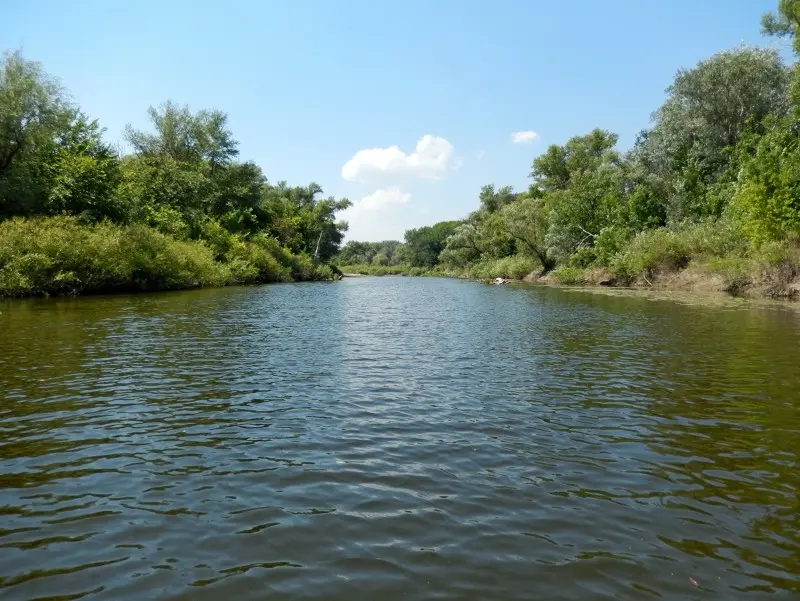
[1, 277, 799, 600]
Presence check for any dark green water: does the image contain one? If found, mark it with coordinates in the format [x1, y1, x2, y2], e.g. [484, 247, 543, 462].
[1, 277, 799, 600]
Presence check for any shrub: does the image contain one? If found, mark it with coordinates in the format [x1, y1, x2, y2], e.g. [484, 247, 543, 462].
[703, 256, 753, 295]
[567, 247, 596, 268]
[226, 239, 291, 284]
[612, 219, 748, 282]
[549, 265, 588, 284]
[469, 255, 537, 280]
[0, 216, 230, 296]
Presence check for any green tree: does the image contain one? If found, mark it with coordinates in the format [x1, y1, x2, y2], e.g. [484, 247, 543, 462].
[478, 184, 517, 213]
[44, 114, 123, 221]
[499, 195, 554, 271]
[531, 130, 625, 261]
[404, 221, 460, 267]
[631, 46, 789, 222]
[763, 0, 800, 104]
[532, 129, 618, 193]
[125, 101, 238, 168]
[258, 181, 350, 260]
[0, 52, 124, 222]
[729, 115, 800, 243]
[0, 51, 72, 216]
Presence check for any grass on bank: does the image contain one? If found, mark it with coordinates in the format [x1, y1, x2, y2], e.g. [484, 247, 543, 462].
[339, 255, 538, 281]
[546, 220, 800, 299]
[0, 216, 337, 297]
[337, 263, 442, 277]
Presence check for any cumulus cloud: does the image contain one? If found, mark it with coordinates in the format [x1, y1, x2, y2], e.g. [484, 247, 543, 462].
[350, 188, 411, 214]
[342, 135, 456, 182]
[511, 130, 538, 144]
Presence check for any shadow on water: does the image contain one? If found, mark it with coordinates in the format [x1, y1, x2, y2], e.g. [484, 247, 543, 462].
[1, 279, 799, 600]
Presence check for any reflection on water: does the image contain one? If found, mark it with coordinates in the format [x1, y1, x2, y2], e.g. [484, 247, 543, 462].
[1, 279, 799, 600]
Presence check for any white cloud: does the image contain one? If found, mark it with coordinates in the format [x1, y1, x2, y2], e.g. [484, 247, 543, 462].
[511, 130, 538, 144]
[477, 150, 485, 161]
[350, 188, 411, 214]
[342, 135, 456, 182]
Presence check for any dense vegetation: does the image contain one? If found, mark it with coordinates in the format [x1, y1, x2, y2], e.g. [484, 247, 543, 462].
[0, 52, 350, 296]
[338, 2, 800, 299]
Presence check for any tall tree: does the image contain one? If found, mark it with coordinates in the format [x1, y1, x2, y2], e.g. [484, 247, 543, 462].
[631, 46, 789, 222]
[125, 101, 238, 167]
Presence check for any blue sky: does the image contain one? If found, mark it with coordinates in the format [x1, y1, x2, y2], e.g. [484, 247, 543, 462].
[3, 0, 786, 241]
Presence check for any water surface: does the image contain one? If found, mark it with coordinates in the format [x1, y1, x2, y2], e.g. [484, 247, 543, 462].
[1, 278, 799, 600]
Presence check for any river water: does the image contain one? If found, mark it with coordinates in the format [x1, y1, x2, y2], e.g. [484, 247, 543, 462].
[1, 277, 799, 600]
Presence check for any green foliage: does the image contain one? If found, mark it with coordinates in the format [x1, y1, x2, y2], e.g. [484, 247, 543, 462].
[762, 0, 800, 104]
[0, 215, 340, 296]
[498, 195, 554, 270]
[336, 240, 405, 266]
[45, 115, 124, 221]
[124, 101, 239, 167]
[338, 4, 799, 300]
[630, 46, 789, 224]
[0, 216, 229, 295]
[549, 265, 588, 285]
[0, 50, 350, 295]
[612, 220, 748, 282]
[729, 116, 800, 244]
[538, 130, 626, 261]
[440, 210, 515, 270]
[593, 225, 632, 266]
[338, 263, 414, 276]
[478, 184, 517, 213]
[468, 255, 537, 280]
[0, 51, 123, 221]
[404, 221, 460, 267]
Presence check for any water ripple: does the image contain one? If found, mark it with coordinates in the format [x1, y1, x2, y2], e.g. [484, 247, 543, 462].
[1, 279, 799, 600]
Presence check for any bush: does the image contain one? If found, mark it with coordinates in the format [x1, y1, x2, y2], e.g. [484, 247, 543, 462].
[703, 256, 753, 295]
[126, 225, 230, 290]
[469, 255, 537, 280]
[0, 216, 229, 296]
[567, 247, 596, 268]
[729, 116, 800, 244]
[549, 265, 588, 284]
[752, 239, 800, 298]
[612, 219, 748, 282]
[226, 239, 291, 284]
[0, 216, 340, 296]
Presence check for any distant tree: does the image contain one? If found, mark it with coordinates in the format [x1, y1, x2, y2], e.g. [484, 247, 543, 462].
[404, 221, 460, 267]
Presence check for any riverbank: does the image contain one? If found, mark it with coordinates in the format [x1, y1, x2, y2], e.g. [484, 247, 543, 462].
[542, 249, 800, 301]
[338, 263, 441, 277]
[0, 217, 339, 297]
[341, 253, 800, 303]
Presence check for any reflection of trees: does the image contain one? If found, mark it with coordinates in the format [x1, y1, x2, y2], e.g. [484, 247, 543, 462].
[0, 288, 257, 471]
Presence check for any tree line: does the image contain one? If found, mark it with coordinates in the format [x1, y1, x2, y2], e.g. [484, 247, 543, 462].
[0, 51, 351, 295]
[339, 1, 800, 297]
